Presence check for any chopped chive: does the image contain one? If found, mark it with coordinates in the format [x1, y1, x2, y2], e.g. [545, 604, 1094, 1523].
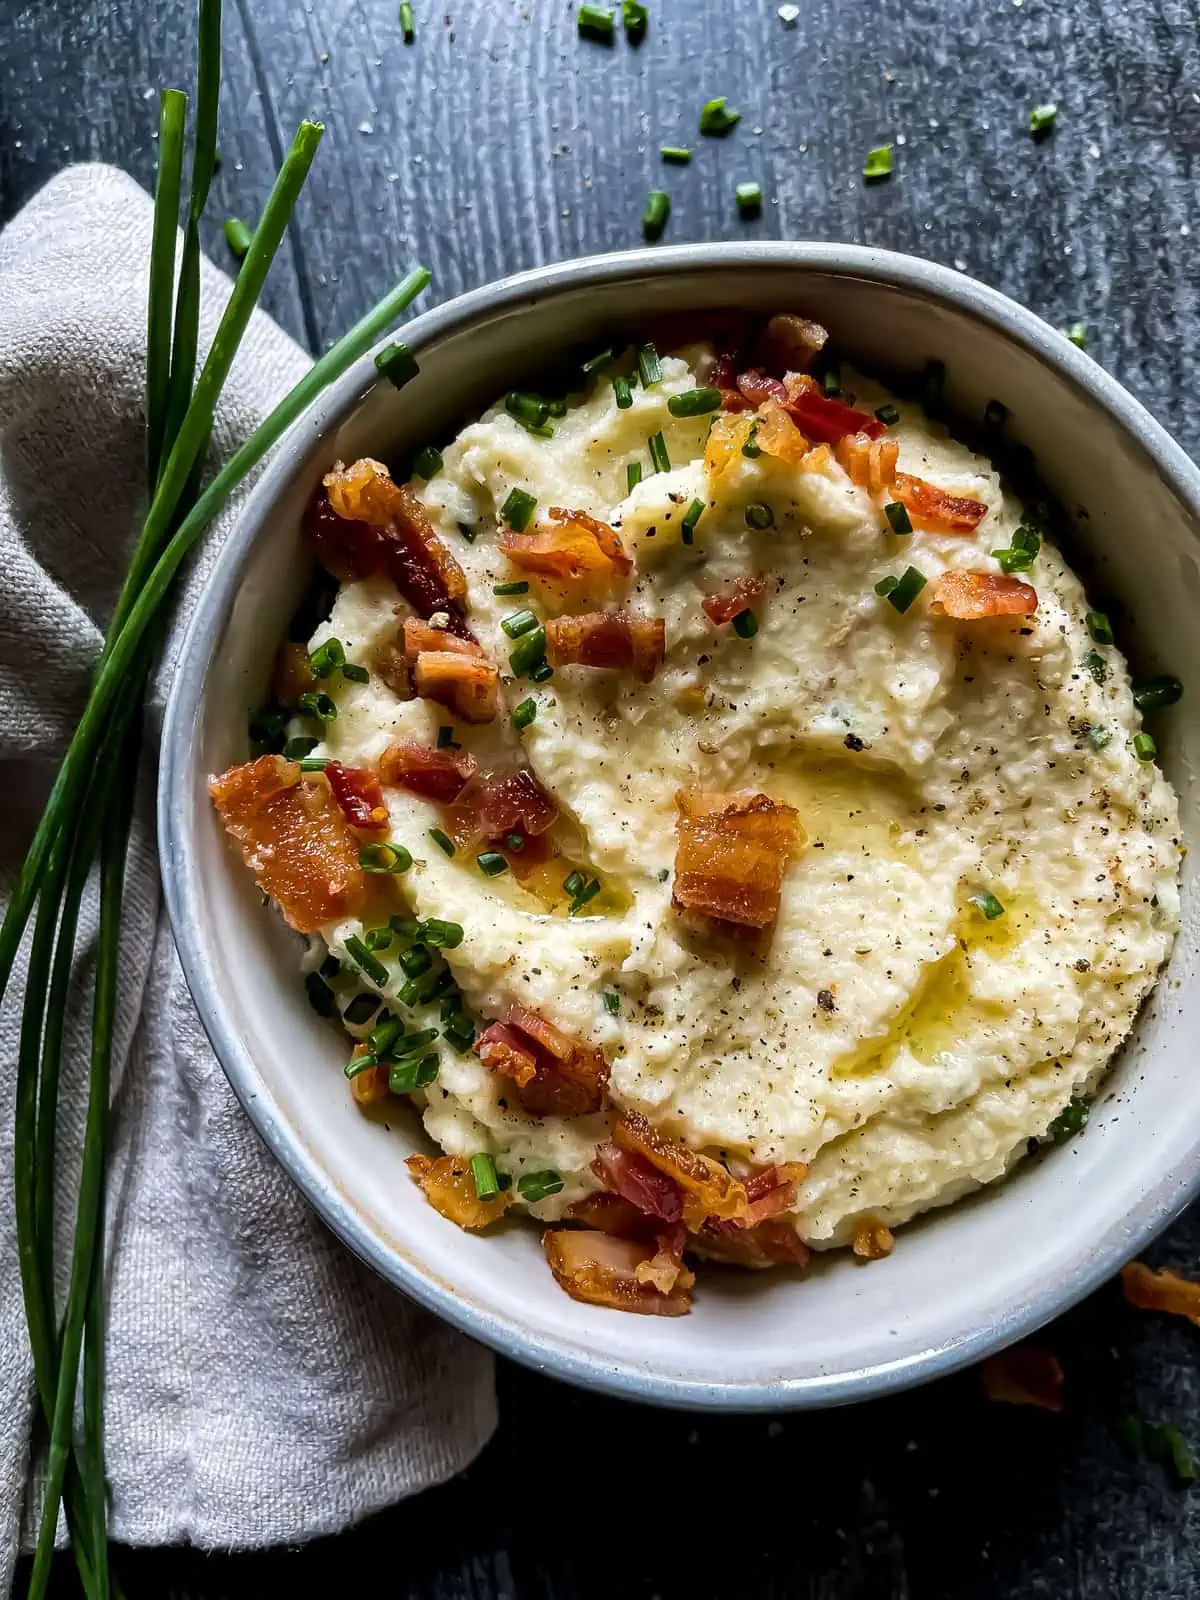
[884, 501, 913, 536]
[626, 460, 644, 494]
[1029, 102, 1057, 137]
[443, 1009, 476, 1042]
[569, 877, 602, 915]
[667, 387, 722, 418]
[422, 917, 464, 949]
[745, 502, 774, 530]
[223, 217, 252, 260]
[1086, 611, 1114, 646]
[375, 342, 420, 389]
[501, 608, 539, 639]
[732, 609, 759, 638]
[500, 487, 537, 531]
[298, 757, 329, 772]
[363, 931, 392, 957]
[390, 1053, 439, 1093]
[661, 145, 691, 164]
[344, 1053, 378, 1079]
[308, 637, 346, 678]
[863, 144, 893, 182]
[622, 0, 648, 41]
[876, 566, 927, 614]
[1066, 321, 1088, 349]
[493, 580, 530, 596]
[283, 735, 319, 760]
[681, 497, 705, 545]
[513, 696, 538, 730]
[518, 1169, 565, 1203]
[344, 934, 389, 987]
[296, 690, 337, 722]
[470, 1152, 501, 1200]
[821, 357, 842, 397]
[970, 889, 1005, 920]
[642, 188, 671, 242]
[742, 424, 761, 458]
[390, 915, 423, 939]
[398, 945, 432, 978]
[509, 624, 548, 678]
[735, 181, 763, 218]
[392, 1028, 440, 1057]
[398, 979, 422, 1007]
[577, 3, 615, 43]
[530, 661, 554, 683]
[563, 870, 585, 898]
[581, 346, 614, 375]
[305, 971, 337, 1017]
[983, 398, 1007, 436]
[359, 841, 413, 874]
[369, 1014, 404, 1054]
[638, 343, 664, 387]
[505, 832, 526, 853]
[1133, 676, 1182, 712]
[874, 403, 900, 426]
[477, 851, 509, 877]
[344, 992, 382, 1025]
[429, 827, 455, 857]
[1085, 724, 1112, 751]
[602, 990, 621, 1016]
[413, 443, 443, 479]
[1046, 1095, 1090, 1141]
[546, 397, 569, 418]
[505, 389, 550, 429]
[340, 662, 369, 684]
[613, 376, 634, 409]
[648, 432, 671, 474]
[399, 1, 415, 41]
[1083, 649, 1108, 684]
[700, 96, 741, 136]
[457, 521, 478, 542]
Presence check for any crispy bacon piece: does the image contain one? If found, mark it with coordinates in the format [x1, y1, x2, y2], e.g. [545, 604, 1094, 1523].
[980, 1346, 1065, 1412]
[499, 507, 631, 583]
[271, 641, 316, 704]
[407, 1153, 513, 1229]
[931, 570, 1037, 619]
[471, 769, 558, 839]
[543, 1228, 692, 1316]
[735, 368, 789, 407]
[475, 1022, 538, 1089]
[852, 1217, 895, 1260]
[754, 399, 809, 464]
[498, 827, 558, 883]
[378, 741, 477, 803]
[403, 617, 482, 661]
[313, 459, 472, 633]
[892, 471, 987, 533]
[1121, 1262, 1200, 1328]
[348, 1044, 391, 1109]
[592, 1142, 684, 1223]
[753, 313, 828, 376]
[741, 1162, 807, 1226]
[412, 650, 500, 724]
[835, 431, 899, 496]
[712, 351, 753, 412]
[696, 1218, 811, 1267]
[702, 576, 767, 627]
[549, 507, 632, 573]
[475, 1005, 609, 1119]
[635, 1223, 695, 1296]
[614, 1109, 748, 1232]
[209, 755, 367, 933]
[325, 761, 389, 830]
[545, 611, 665, 683]
[705, 411, 756, 476]
[798, 442, 835, 475]
[568, 1191, 659, 1241]
[673, 789, 801, 931]
[783, 374, 885, 444]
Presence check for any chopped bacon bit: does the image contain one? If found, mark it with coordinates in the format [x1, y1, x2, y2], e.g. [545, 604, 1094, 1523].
[835, 431, 900, 496]
[798, 442, 835, 475]
[470, 770, 558, 840]
[635, 1224, 695, 1296]
[348, 1045, 391, 1109]
[475, 1022, 538, 1089]
[325, 761, 389, 830]
[504, 1002, 575, 1062]
[548, 507, 632, 573]
[209, 755, 367, 933]
[980, 1346, 1065, 1412]
[740, 1161, 807, 1226]
[499, 507, 631, 583]
[696, 1218, 811, 1267]
[475, 1005, 609, 1119]
[702, 576, 767, 627]
[545, 610, 665, 683]
[614, 1109, 748, 1232]
[705, 411, 756, 476]
[271, 641, 316, 704]
[852, 1217, 895, 1260]
[412, 650, 500, 724]
[710, 350, 751, 411]
[568, 1191, 659, 1241]
[314, 459, 472, 632]
[673, 789, 801, 931]
[592, 1143, 684, 1223]
[407, 1153, 513, 1230]
[783, 374, 885, 444]
[754, 399, 809, 464]
[543, 1228, 692, 1316]
[500, 828, 558, 883]
[378, 741, 477, 803]
[403, 617, 482, 661]
[931, 570, 1037, 620]
[1121, 1261, 1200, 1328]
[753, 313, 829, 376]
[735, 368, 789, 407]
[892, 471, 987, 533]
[371, 635, 412, 698]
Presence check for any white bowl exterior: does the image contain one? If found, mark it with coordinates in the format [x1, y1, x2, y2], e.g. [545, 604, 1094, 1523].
[161, 246, 1200, 1407]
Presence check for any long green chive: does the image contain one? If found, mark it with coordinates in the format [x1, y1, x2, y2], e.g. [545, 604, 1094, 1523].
[513, 696, 538, 730]
[638, 344, 664, 386]
[400, 0, 415, 42]
[345, 935, 389, 987]
[1067, 321, 1088, 349]
[501, 486, 537, 531]
[1029, 102, 1057, 137]
[298, 757, 330, 772]
[308, 637, 346, 677]
[493, 579, 529, 596]
[223, 216, 252, 260]
[622, 0, 648, 41]
[390, 1053, 439, 1093]
[1133, 676, 1183, 712]
[359, 842, 412, 874]
[501, 608, 539, 638]
[478, 851, 509, 877]
[700, 96, 740, 135]
[970, 889, 1006, 920]
[642, 189, 671, 242]
[863, 145, 893, 182]
[578, 3, 615, 42]
[581, 346, 614, 375]
[283, 735, 319, 760]
[344, 1053, 379, 1080]
[876, 567, 927, 613]
[668, 387, 722, 418]
[413, 443, 443, 479]
[1134, 731, 1157, 761]
[874, 403, 900, 426]
[884, 501, 913, 536]
[732, 610, 759, 638]
[344, 991, 382, 1024]
[518, 1169, 565, 1203]
[509, 625, 548, 677]
[297, 689, 337, 721]
[470, 1152, 501, 1200]
[429, 827, 455, 856]
[613, 376, 634, 409]
[145, 89, 187, 486]
[661, 145, 691, 164]
[422, 917, 464, 949]
[745, 503, 774, 530]
[735, 181, 763, 218]
[627, 460, 643, 493]
[648, 432, 671, 474]
[602, 990, 621, 1016]
[399, 945, 432, 978]
[681, 498, 704, 545]
[305, 970, 337, 1017]
[376, 342, 420, 389]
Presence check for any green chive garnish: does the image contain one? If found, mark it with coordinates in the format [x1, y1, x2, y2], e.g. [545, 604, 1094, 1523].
[283, 735, 319, 760]
[622, 0, 648, 41]
[1029, 102, 1057, 137]
[429, 827, 455, 857]
[504, 390, 554, 436]
[742, 424, 761, 458]
[305, 971, 337, 1017]
[344, 992, 381, 1025]
[457, 521, 478, 542]
[345, 934, 389, 987]
[1134, 676, 1182, 712]
[602, 990, 620, 1016]
[863, 145, 893, 182]
[1086, 611, 1114, 646]
[376, 342, 420, 389]
[493, 580, 529, 596]
[732, 610, 758, 638]
[1046, 1095, 1090, 1141]
[970, 889, 1005, 920]
[359, 842, 412, 874]
[501, 487, 537, 531]
[364, 927, 393, 953]
[399, 945, 432, 978]
[509, 624, 548, 678]
[568, 878, 602, 915]
[392, 1027, 439, 1056]
[876, 567, 927, 613]
[577, 3, 615, 42]
[821, 361, 842, 398]
[581, 346, 614, 375]
[390, 1053, 439, 1093]
[638, 343, 664, 386]
[518, 1169, 565, 1203]
[530, 661, 554, 683]
[298, 757, 329, 772]
[681, 498, 704, 545]
[513, 696, 538, 730]
[735, 181, 763, 218]
[1086, 724, 1112, 751]
[992, 525, 1041, 574]
[223, 217, 252, 260]
[667, 387, 722, 418]
[369, 1014, 404, 1054]
[390, 915, 422, 939]
[400, 0, 415, 42]
[627, 460, 643, 494]
[342, 662, 369, 684]
[874, 403, 900, 425]
[661, 145, 691, 164]
[502, 609, 539, 639]
[1083, 650, 1108, 684]
[884, 502, 913, 536]
[642, 189, 671, 242]
[423, 918, 464, 949]
[613, 376, 634, 409]
[700, 96, 740, 136]
[478, 851, 509, 877]
[296, 690, 337, 721]
[308, 637, 345, 678]
[648, 432, 671, 474]
[563, 870, 585, 898]
[1067, 322, 1088, 349]
[470, 1152, 501, 1200]
[344, 1053, 378, 1079]
[413, 443, 443, 479]
[745, 503, 774, 529]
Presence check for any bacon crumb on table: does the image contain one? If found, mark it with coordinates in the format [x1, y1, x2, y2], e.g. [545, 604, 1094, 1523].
[980, 1346, 1065, 1411]
[1121, 1261, 1200, 1328]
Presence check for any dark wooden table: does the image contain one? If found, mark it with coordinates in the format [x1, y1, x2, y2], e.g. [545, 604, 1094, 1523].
[5, 0, 1200, 1594]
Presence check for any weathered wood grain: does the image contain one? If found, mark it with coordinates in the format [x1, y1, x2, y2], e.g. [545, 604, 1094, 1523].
[6, 1, 1200, 1596]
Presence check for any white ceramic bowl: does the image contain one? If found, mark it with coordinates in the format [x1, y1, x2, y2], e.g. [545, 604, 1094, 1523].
[160, 244, 1200, 1409]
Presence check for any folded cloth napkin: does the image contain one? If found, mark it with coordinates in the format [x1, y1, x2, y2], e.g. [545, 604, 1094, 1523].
[0, 163, 495, 1589]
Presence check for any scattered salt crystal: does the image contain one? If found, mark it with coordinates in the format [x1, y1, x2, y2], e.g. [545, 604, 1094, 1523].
[358, 121, 373, 135]
[896, 133, 906, 146]
[778, 3, 800, 23]
[954, 258, 967, 271]
[428, 612, 451, 630]
[767, 1420, 784, 1437]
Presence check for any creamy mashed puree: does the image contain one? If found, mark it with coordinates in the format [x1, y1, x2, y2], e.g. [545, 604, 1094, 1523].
[288, 341, 1180, 1255]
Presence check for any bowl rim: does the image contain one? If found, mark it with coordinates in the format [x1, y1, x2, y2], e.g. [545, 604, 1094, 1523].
[159, 240, 1200, 1410]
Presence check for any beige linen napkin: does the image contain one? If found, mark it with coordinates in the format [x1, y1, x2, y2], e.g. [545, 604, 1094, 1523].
[0, 162, 494, 1590]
